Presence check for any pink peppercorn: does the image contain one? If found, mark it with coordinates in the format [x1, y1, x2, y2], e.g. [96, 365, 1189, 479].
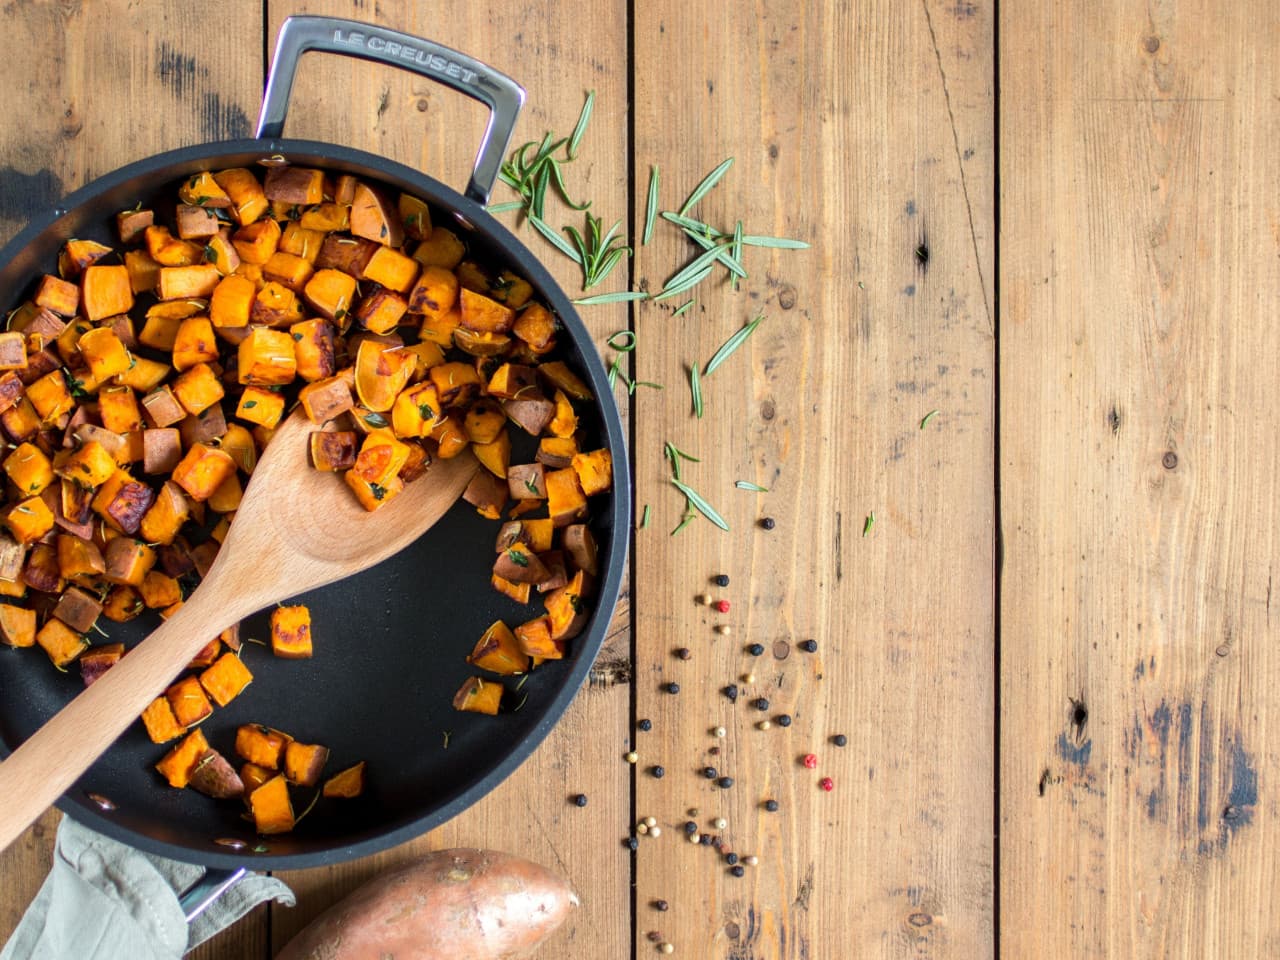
[714, 600, 730, 613]
[802, 753, 818, 769]
[820, 777, 834, 792]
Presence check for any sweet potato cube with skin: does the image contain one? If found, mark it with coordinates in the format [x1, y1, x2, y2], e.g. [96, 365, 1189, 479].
[429, 361, 482, 406]
[171, 443, 236, 501]
[399, 193, 432, 240]
[289, 318, 336, 382]
[428, 413, 468, 461]
[117, 208, 155, 244]
[572, 449, 613, 496]
[512, 302, 557, 352]
[5, 496, 54, 545]
[155, 728, 210, 788]
[538, 361, 593, 401]
[102, 584, 143, 622]
[102, 537, 155, 586]
[503, 397, 557, 437]
[361, 246, 420, 294]
[463, 400, 505, 445]
[302, 269, 356, 322]
[353, 288, 408, 335]
[452, 676, 503, 715]
[315, 234, 376, 278]
[210, 275, 256, 328]
[34, 275, 80, 316]
[350, 182, 403, 247]
[238, 327, 296, 385]
[178, 172, 232, 209]
[22, 543, 63, 594]
[352, 432, 411, 486]
[35, 618, 88, 668]
[412, 227, 465, 269]
[236, 386, 285, 429]
[27, 370, 74, 423]
[514, 616, 561, 659]
[81, 265, 134, 323]
[279, 222, 325, 263]
[235, 724, 293, 769]
[171, 362, 225, 416]
[157, 263, 221, 301]
[467, 620, 530, 675]
[494, 542, 550, 585]
[5, 442, 54, 496]
[264, 165, 325, 205]
[284, 741, 330, 787]
[523, 519, 555, 554]
[545, 570, 587, 640]
[58, 440, 117, 488]
[0, 332, 27, 371]
[174, 203, 221, 240]
[199, 651, 253, 707]
[145, 225, 202, 267]
[178, 403, 228, 447]
[562, 524, 599, 576]
[171, 317, 219, 372]
[219, 423, 257, 474]
[139, 481, 190, 546]
[309, 431, 358, 471]
[0, 531, 25, 581]
[0, 372, 26, 417]
[98, 387, 143, 434]
[213, 169, 269, 225]
[203, 233, 241, 276]
[124, 249, 161, 294]
[535, 550, 568, 593]
[549, 391, 577, 438]
[79, 642, 124, 687]
[508, 463, 547, 500]
[56, 532, 101, 582]
[345, 468, 403, 511]
[92, 469, 154, 534]
[138, 570, 182, 609]
[545, 468, 588, 527]
[166, 675, 212, 728]
[299, 377, 353, 425]
[251, 282, 303, 328]
[323, 761, 366, 798]
[185, 635, 220, 668]
[353, 339, 414, 412]
[459, 287, 515, 334]
[141, 429, 182, 475]
[53, 585, 103, 633]
[473, 430, 511, 480]
[189, 749, 245, 800]
[0, 605, 36, 648]
[263, 251, 314, 292]
[240, 762, 274, 795]
[463, 470, 508, 521]
[271, 604, 313, 659]
[249, 775, 295, 834]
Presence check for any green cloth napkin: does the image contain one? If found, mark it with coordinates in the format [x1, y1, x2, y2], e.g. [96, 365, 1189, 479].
[1, 817, 294, 959]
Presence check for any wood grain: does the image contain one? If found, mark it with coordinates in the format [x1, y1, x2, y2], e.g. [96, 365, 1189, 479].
[261, 3, 632, 959]
[999, 2, 1280, 956]
[630, 1, 995, 957]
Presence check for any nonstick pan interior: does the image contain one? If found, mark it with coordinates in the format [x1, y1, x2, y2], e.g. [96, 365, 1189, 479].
[0, 140, 629, 869]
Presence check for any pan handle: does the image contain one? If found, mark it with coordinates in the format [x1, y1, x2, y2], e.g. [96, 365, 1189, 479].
[256, 16, 526, 205]
[178, 866, 247, 924]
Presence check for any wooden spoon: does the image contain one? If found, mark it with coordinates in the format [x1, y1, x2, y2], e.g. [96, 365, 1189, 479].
[0, 409, 478, 852]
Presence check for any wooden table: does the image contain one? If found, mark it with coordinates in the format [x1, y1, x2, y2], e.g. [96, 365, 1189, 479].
[1, 2, 1275, 957]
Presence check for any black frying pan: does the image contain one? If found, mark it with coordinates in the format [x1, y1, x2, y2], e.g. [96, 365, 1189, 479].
[0, 17, 629, 873]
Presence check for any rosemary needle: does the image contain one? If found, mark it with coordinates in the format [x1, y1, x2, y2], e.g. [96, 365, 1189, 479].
[704, 314, 763, 376]
[643, 166, 660, 245]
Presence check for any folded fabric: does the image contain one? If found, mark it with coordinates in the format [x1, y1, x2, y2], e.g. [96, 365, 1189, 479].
[1, 816, 294, 960]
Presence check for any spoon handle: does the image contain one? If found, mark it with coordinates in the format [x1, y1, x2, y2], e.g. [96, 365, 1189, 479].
[0, 583, 248, 852]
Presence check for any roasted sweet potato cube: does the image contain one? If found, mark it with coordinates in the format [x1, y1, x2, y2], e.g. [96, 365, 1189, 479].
[354, 287, 409, 336]
[545, 570, 587, 639]
[98, 386, 143, 434]
[220, 423, 257, 474]
[549, 390, 578, 439]
[240, 762, 274, 795]
[199, 651, 253, 707]
[186, 636, 221, 669]
[139, 481, 190, 546]
[353, 339, 414, 412]
[232, 217, 281, 265]
[171, 316, 219, 371]
[473, 430, 511, 480]
[53, 585, 103, 633]
[494, 542, 550, 584]
[459, 287, 515, 335]
[251, 282, 303, 328]
[4, 442, 53, 496]
[140, 429, 182, 475]
[345, 468, 403, 510]
[0, 531, 25, 581]
[562, 524, 599, 576]
[452, 676, 503, 715]
[362, 246, 420, 294]
[299, 201, 351, 233]
[279, 222, 325, 263]
[263, 251, 314, 293]
[138, 313, 182, 353]
[117, 207, 155, 244]
[463, 469, 508, 521]
[404, 266, 457, 322]
[81, 265, 134, 323]
[322, 761, 366, 798]
[171, 443, 236, 501]
[75, 327, 130, 381]
[514, 616, 561, 659]
[502, 397, 555, 439]
[102, 584, 143, 623]
[157, 263, 221, 301]
[508, 463, 547, 500]
[309, 431, 358, 472]
[35, 618, 88, 668]
[58, 441, 116, 489]
[418, 307, 460, 346]
[92, 469, 154, 533]
[289, 318, 336, 382]
[4, 496, 54, 545]
[271, 604, 313, 659]
[79, 642, 124, 687]
[155, 728, 209, 787]
[572, 448, 613, 496]
[539, 361, 593, 400]
[207, 471, 242, 514]
[145, 225, 202, 267]
[237, 327, 296, 385]
[412, 227, 465, 269]
[140, 691, 186, 742]
[210, 274, 256, 328]
[491, 571, 531, 603]
[248, 775, 295, 834]
[302, 378, 357, 428]
[34, 274, 80, 316]
[352, 432, 411, 486]
[350, 182, 403, 246]
[22, 542, 63, 593]
[390, 383, 437, 438]
[398, 193, 432, 239]
[166, 675, 212, 727]
[315, 234, 376, 278]
[512, 302, 557, 352]
[236, 386, 285, 429]
[545, 468, 589, 527]
[26, 370, 74, 423]
[203, 232, 241, 276]
[235, 724, 293, 769]
[461, 400, 503, 445]
[467, 620, 530, 675]
[535, 550, 569, 593]
[102, 537, 156, 586]
[213, 168, 269, 225]
[138, 570, 182, 609]
[171, 362, 225, 416]
[284, 741, 330, 787]
[301, 269, 356, 324]
[123, 249, 161, 294]
[178, 172, 232, 209]
[265, 165, 325, 204]
[0, 605, 36, 648]
[428, 361, 481, 407]
[174, 203, 221, 241]
[189, 749, 245, 799]
[0, 331, 27, 372]
[0, 372, 26, 419]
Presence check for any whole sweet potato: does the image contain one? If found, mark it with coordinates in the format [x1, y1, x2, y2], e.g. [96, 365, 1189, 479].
[275, 849, 577, 960]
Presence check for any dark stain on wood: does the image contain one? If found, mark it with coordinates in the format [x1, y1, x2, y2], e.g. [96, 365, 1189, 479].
[794, 862, 814, 910]
[154, 43, 250, 142]
[1108, 404, 1122, 434]
[1068, 697, 1089, 743]
[588, 656, 632, 686]
[1056, 732, 1091, 767]
[1223, 739, 1257, 832]
[834, 511, 843, 581]
[0, 166, 62, 227]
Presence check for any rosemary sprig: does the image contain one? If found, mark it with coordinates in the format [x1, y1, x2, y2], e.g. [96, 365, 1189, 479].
[653, 266, 713, 301]
[741, 234, 810, 249]
[565, 212, 632, 290]
[671, 479, 729, 530]
[704, 314, 763, 375]
[605, 330, 661, 394]
[528, 215, 582, 264]
[644, 166, 660, 245]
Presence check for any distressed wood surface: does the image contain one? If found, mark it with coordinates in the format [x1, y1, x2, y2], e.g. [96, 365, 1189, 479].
[629, 0, 995, 957]
[999, 2, 1280, 957]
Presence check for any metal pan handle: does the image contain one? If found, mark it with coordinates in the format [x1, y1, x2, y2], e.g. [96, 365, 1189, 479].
[256, 16, 526, 205]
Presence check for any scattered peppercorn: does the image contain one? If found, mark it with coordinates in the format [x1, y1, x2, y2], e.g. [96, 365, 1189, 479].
[685, 820, 698, 834]
[708, 745, 721, 755]
[777, 714, 792, 727]
[715, 624, 733, 635]
[650, 825, 663, 838]
[573, 793, 588, 807]
[731, 865, 746, 877]
[713, 726, 726, 738]
[665, 682, 680, 694]
[724, 684, 739, 701]
[832, 733, 848, 747]
[660, 943, 675, 955]
[675, 647, 692, 660]
[638, 718, 652, 731]
[647, 930, 662, 942]
[757, 720, 772, 731]
[652, 765, 665, 779]
[714, 574, 730, 587]
[627, 837, 640, 850]
[764, 799, 779, 812]
[725, 852, 739, 865]
[800, 639, 818, 652]
[754, 697, 770, 711]
[802, 753, 818, 769]
[713, 816, 727, 829]
[703, 766, 718, 779]
[820, 776, 835, 792]
[717, 776, 734, 789]
[626, 751, 639, 764]
[744, 855, 759, 866]
[760, 517, 776, 530]
[714, 599, 730, 613]
[747, 643, 765, 656]
[697, 593, 713, 606]
[700, 833, 712, 845]
[655, 899, 669, 912]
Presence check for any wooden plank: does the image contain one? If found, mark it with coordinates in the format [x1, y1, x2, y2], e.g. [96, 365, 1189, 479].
[263, 4, 632, 958]
[1000, 2, 1280, 956]
[631, 1, 994, 957]
[0, 4, 265, 957]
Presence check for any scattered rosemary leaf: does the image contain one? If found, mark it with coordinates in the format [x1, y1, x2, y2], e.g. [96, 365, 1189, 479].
[735, 480, 769, 491]
[567, 90, 595, 160]
[690, 363, 703, 418]
[653, 266, 713, 301]
[704, 314, 763, 376]
[515, 674, 530, 691]
[672, 299, 695, 317]
[670, 444, 700, 463]
[863, 512, 875, 537]
[661, 211, 724, 237]
[663, 243, 733, 294]
[442, 730, 452, 749]
[639, 504, 651, 529]
[671, 479, 729, 530]
[633, 380, 663, 391]
[608, 330, 636, 351]
[644, 166, 660, 245]
[528, 215, 583, 264]
[574, 291, 648, 305]
[679, 157, 735, 215]
[513, 693, 529, 713]
[730, 220, 744, 290]
[487, 200, 526, 214]
[920, 409, 939, 430]
[740, 234, 810, 249]
[671, 509, 697, 536]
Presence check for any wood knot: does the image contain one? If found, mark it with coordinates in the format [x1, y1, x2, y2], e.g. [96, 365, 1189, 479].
[1162, 451, 1178, 470]
[908, 912, 933, 927]
[759, 399, 776, 421]
[777, 285, 797, 310]
[416, 98, 429, 112]
[772, 639, 790, 660]
[724, 921, 741, 939]
[1143, 35, 1161, 53]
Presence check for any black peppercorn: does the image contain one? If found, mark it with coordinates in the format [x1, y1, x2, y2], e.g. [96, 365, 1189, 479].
[754, 697, 770, 711]
[800, 639, 818, 652]
[703, 766, 718, 779]
[700, 833, 712, 845]
[685, 820, 698, 834]
[731, 865, 746, 877]
[638, 718, 652, 731]
[747, 643, 764, 656]
[627, 837, 639, 850]
[760, 517, 775, 530]
[676, 647, 692, 660]
[654, 899, 669, 912]
[714, 574, 729, 587]
[725, 852, 739, 865]
[724, 684, 739, 701]
[717, 776, 734, 789]
[652, 765, 665, 779]
[764, 799, 779, 812]
[665, 681, 680, 694]
[573, 793, 588, 807]
[777, 714, 792, 727]
[832, 733, 848, 747]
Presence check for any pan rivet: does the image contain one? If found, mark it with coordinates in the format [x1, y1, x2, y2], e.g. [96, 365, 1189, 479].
[214, 838, 248, 850]
[85, 791, 116, 811]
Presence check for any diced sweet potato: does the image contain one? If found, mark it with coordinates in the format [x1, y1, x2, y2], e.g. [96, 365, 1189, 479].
[171, 443, 236, 501]
[284, 741, 330, 787]
[322, 761, 366, 798]
[81, 265, 134, 323]
[289, 318, 336, 382]
[562, 524, 599, 576]
[102, 584, 143, 622]
[362, 246, 420, 294]
[139, 480, 191, 545]
[237, 327, 296, 385]
[117, 208, 155, 244]
[166, 674, 213, 727]
[0, 531, 25, 581]
[467, 620, 530, 675]
[345, 468, 403, 511]
[27, 370, 74, 423]
[155, 728, 210, 787]
[508, 462, 547, 500]
[175, 203, 221, 240]
[271, 604, 313, 658]
[513, 616, 561, 659]
[240, 762, 274, 795]
[179, 172, 232, 208]
[4, 443, 54, 497]
[353, 287, 408, 335]
[248, 775, 295, 834]
[199, 650, 253, 706]
[549, 390, 577, 439]
[315, 234, 377, 277]
[58, 440, 117, 488]
[452, 675, 503, 715]
[4, 496, 54, 545]
[279, 222, 325, 263]
[158, 263, 221, 301]
[145, 225, 202, 267]
[236, 385, 285, 429]
[138, 570, 182, 609]
[535, 550, 569, 593]
[461, 400, 504, 445]
[0, 604, 36, 647]
[298, 377, 353, 426]
[79, 642, 124, 687]
[34, 274, 80, 316]
[571, 448, 613, 496]
[189, 749, 245, 799]
[102, 537, 156, 586]
[459, 287, 515, 334]
[22, 543, 63, 594]
[140, 428, 182, 475]
[491, 572, 531, 604]
[210, 274, 256, 328]
[399, 193, 432, 239]
[545, 569, 587, 639]
[513, 302, 557, 352]
[178, 404, 228, 447]
[299, 201, 351, 233]
[92, 469, 154, 533]
[413, 227, 465, 269]
[207, 471, 242, 513]
[473, 430, 511, 480]
[538, 361, 593, 400]
[309, 431, 358, 472]
[418, 307, 460, 346]
[251, 281, 304, 327]
[353, 339, 414, 412]
[545, 468, 588, 527]
[141, 695, 186, 743]
[463, 469, 508, 521]
[0, 331, 27, 371]
[35, 618, 88, 668]
[494, 542, 550, 584]
[263, 251, 315, 292]
[186, 635, 221, 669]
[169, 362, 224, 417]
[302, 269, 356, 323]
[171, 316, 219, 371]
[235, 724, 293, 769]
[98, 386, 143, 434]
[213, 169, 269, 225]
[350, 182, 403, 247]
[265, 165, 325, 205]
[52, 585, 102, 633]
